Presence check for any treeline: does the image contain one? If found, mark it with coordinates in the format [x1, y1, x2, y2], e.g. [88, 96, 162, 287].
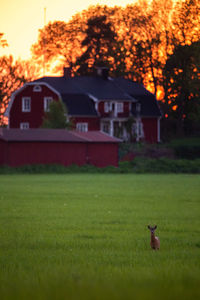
[0, 0, 200, 139]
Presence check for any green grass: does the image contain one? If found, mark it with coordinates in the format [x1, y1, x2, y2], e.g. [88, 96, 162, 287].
[0, 174, 200, 300]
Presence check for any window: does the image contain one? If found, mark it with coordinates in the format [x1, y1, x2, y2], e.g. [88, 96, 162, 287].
[44, 97, 53, 112]
[33, 85, 42, 92]
[76, 123, 88, 132]
[116, 102, 123, 113]
[136, 103, 141, 114]
[104, 102, 111, 113]
[102, 122, 110, 134]
[22, 97, 31, 112]
[20, 122, 29, 129]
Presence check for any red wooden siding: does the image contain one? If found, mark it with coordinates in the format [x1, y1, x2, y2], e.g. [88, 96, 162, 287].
[9, 85, 59, 128]
[4, 142, 86, 167]
[0, 140, 6, 165]
[87, 143, 118, 167]
[0, 141, 118, 167]
[118, 102, 130, 118]
[98, 101, 130, 118]
[142, 118, 158, 143]
[71, 117, 100, 131]
[0, 129, 121, 168]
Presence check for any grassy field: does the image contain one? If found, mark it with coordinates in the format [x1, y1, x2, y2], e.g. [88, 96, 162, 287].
[0, 174, 200, 300]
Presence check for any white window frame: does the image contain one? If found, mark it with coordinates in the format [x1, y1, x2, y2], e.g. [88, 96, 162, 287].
[22, 97, 31, 112]
[44, 97, 53, 112]
[101, 121, 110, 134]
[20, 122, 29, 130]
[33, 85, 42, 92]
[116, 102, 123, 113]
[76, 123, 88, 132]
[104, 102, 111, 113]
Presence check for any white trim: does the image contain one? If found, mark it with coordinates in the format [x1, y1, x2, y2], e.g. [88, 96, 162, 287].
[33, 85, 42, 92]
[22, 97, 31, 112]
[76, 122, 88, 132]
[5, 82, 61, 118]
[44, 97, 53, 112]
[116, 102, 123, 113]
[104, 102, 111, 113]
[20, 122, 29, 129]
[87, 93, 98, 103]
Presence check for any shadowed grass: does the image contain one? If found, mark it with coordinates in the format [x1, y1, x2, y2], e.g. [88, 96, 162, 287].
[0, 174, 199, 299]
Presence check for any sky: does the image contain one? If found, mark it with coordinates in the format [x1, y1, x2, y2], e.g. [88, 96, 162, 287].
[0, 0, 135, 60]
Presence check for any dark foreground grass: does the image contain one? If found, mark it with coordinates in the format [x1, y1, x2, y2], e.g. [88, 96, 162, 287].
[0, 174, 200, 300]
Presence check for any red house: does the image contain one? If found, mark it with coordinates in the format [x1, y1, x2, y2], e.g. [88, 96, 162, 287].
[5, 67, 161, 143]
[0, 128, 120, 167]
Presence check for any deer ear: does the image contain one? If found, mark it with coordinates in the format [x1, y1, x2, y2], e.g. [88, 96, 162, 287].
[147, 225, 150, 229]
[154, 225, 157, 229]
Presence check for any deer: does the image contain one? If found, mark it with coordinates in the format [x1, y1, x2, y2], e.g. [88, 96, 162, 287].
[147, 225, 160, 250]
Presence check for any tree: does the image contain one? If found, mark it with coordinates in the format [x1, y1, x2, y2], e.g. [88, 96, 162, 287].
[162, 40, 200, 136]
[0, 33, 8, 48]
[41, 100, 70, 129]
[120, 0, 174, 95]
[171, 0, 200, 45]
[31, 5, 123, 75]
[75, 15, 125, 76]
[0, 56, 40, 125]
[31, 20, 83, 75]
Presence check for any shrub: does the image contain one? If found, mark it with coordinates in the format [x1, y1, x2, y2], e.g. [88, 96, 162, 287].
[168, 138, 200, 159]
[0, 158, 200, 174]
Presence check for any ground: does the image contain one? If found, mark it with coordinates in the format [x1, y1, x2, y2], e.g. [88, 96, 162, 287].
[0, 174, 199, 300]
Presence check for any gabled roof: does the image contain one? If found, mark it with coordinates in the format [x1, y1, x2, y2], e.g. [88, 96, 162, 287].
[114, 78, 151, 97]
[34, 76, 134, 101]
[114, 78, 161, 117]
[0, 129, 121, 143]
[33, 75, 161, 117]
[61, 94, 98, 116]
[72, 130, 122, 142]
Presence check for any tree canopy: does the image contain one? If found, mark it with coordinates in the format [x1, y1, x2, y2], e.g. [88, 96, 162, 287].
[41, 100, 70, 129]
[162, 41, 200, 136]
[0, 33, 8, 48]
[0, 55, 40, 125]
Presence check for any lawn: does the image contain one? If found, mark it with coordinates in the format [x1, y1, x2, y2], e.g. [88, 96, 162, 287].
[0, 174, 200, 300]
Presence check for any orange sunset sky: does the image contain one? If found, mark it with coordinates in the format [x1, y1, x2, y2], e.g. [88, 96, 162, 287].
[0, 0, 135, 60]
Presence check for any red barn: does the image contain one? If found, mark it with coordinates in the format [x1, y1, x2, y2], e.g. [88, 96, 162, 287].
[5, 67, 162, 143]
[0, 128, 121, 168]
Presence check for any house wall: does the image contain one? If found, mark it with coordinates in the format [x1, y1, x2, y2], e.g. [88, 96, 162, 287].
[0, 140, 6, 165]
[9, 85, 59, 128]
[142, 118, 159, 143]
[1, 141, 119, 167]
[98, 101, 130, 118]
[71, 117, 100, 131]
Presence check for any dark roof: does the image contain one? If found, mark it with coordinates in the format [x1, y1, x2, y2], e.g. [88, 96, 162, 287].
[114, 78, 151, 97]
[0, 129, 121, 143]
[61, 94, 98, 116]
[34, 76, 134, 101]
[114, 78, 161, 117]
[131, 95, 161, 117]
[33, 75, 161, 117]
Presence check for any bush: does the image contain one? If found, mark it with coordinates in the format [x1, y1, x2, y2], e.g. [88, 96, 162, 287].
[168, 138, 200, 159]
[119, 158, 200, 173]
[1, 158, 200, 174]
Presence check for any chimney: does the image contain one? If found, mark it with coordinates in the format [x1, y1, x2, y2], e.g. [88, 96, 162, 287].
[96, 67, 109, 80]
[63, 67, 71, 78]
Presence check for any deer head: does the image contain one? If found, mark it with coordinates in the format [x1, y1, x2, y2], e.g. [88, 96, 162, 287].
[148, 225, 157, 234]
